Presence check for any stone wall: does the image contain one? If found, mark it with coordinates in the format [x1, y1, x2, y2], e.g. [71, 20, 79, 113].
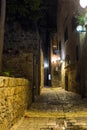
[3, 22, 42, 96]
[0, 76, 32, 130]
[51, 63, 61, 87]
[65, 65, 80, 94]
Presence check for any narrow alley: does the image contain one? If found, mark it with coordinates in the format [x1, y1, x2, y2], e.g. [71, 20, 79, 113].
[1, 0, 87, 130]
[10, 87, 87, 130]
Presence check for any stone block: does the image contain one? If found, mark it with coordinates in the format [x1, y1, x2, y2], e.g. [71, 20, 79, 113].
[0, 88, 4, 98]
[8, 78, 17, 87]
[0, 77, 5, 87]
[4, 87, 15, 97]
[16, 78, 26, 86]
[0, 77, 9, 87]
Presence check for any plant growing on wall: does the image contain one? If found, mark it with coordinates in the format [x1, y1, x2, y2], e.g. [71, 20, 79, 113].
[75, 10, 87, 27]
[76, 14, 86, 26]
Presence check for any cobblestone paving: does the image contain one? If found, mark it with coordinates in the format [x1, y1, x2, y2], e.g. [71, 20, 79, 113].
[10, 87, 87, 130]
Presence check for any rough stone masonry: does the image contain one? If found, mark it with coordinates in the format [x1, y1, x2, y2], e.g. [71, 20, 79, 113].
[0, 76, 32, 130]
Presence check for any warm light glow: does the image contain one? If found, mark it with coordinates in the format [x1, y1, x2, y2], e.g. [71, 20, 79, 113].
[51, 56, 57, 63]
[60, 60, 64, 63]
[80, 0, 87, 8]
[58, 56, 61, 60]
[63, 62, 65, 70]
[51, 55, 61, 63]
[62, 126, 66, 130]
[61, 50, 65, 61]
[76, 25, 83, 32]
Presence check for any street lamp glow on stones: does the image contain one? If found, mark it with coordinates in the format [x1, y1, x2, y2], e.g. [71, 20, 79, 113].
[80, 0, 87, 8]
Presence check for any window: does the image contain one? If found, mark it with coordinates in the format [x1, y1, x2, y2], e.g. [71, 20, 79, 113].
[76, 45, 79, 61]
[64, 27, 68, 42]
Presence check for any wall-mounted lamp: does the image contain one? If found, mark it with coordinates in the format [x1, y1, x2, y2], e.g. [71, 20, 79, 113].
[51, 56, 57, 63]
[76, 25, 83, 32]
[80, 0, 87, 8]
[51, 55, 61, 63]
[76, 25, 87, 32]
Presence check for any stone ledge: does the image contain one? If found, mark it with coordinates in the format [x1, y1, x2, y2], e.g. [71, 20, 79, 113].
[24, 111, 87, 118]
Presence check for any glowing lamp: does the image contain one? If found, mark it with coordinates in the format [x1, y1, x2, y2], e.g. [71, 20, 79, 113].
[80, 0, 87, 8]
[52, 56, 57, 63]
[44, 62, 48, 68]
[58, 56, 61, 61]
[76, 25, 83, 32]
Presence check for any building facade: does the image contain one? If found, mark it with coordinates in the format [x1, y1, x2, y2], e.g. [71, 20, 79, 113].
[56, 0, 87, 97]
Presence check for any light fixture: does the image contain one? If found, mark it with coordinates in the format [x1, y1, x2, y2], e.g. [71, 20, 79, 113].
[62, 126, 66, 130]
[52, 56, 57, 63]
[58, 56, 61, 61]
[76, 25, 83, 32]
[80, 0, 87, 8]
[48, 74, 51, 80]
[52, 55, 61, 63]
[44, 61, 48, 68]
[76, 25, 86, 32]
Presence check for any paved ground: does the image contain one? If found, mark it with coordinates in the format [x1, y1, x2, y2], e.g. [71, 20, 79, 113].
[10, 87, 87, 130]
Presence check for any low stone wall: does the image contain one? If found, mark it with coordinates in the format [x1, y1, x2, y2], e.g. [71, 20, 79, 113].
[0, 76, 32, 130]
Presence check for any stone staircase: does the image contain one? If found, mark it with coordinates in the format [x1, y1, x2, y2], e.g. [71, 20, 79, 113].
[24, 110, 87, 130]
[63, 118, 87, 130]
[10, 112, 87, 130]
[37, 118, 87, 130]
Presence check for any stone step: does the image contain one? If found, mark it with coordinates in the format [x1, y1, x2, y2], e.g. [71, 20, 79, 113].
[63, 118, 87, 130]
